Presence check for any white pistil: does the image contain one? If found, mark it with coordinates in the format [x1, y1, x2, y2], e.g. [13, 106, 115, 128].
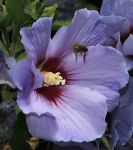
[41, 71, 66, 87]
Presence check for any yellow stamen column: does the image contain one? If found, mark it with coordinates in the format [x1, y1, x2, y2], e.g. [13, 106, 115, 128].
[41, 71, 66, 87]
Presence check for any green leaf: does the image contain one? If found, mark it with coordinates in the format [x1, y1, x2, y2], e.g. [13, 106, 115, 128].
[15, 42, 27, 60]
[5, 0, 28, 25]
[0, 40, 5, 51]
[24, 0, 39, 20]
[0, 5, 8, 22]
[16, 50, 27, 61]
[86, 4, 98, 10]
[15, 107, 21, 115]
[101, 136, 111, 150]
[129, 68, 133, 76]
[53, 18, 71, 28]
[0, 31, 10, 56]
[40, 4, 58, 18]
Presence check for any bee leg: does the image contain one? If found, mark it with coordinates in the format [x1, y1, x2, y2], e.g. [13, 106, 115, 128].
[74, 51, 78, 61]
[83, 53, 86, 63]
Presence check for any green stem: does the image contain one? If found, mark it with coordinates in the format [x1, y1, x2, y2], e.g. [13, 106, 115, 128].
[9, 25, 19, 57]
[9, 42, 16, 57]
[46, 142, 53, 150]
[1, 85, 12, 102]
[0, 0, 3, 5]
[1, 85, 7, 101]
[46, 142, 50, 150]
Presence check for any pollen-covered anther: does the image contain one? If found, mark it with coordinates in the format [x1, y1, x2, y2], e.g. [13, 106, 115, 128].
[41, 71, 66, 87]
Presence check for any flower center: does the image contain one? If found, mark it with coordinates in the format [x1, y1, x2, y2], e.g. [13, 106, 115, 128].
[41, 71, 66, 87]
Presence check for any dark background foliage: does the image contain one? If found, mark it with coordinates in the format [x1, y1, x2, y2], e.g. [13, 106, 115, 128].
[4, 1, 132, 150]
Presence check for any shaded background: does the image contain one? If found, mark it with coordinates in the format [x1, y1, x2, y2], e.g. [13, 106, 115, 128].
[47, 0, 103, 19]
[4, 0, 133, 150]
[1, 0, 133, 150]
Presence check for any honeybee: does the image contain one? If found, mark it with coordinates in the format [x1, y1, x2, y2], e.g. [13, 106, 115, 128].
[73, 43, 88, 62]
